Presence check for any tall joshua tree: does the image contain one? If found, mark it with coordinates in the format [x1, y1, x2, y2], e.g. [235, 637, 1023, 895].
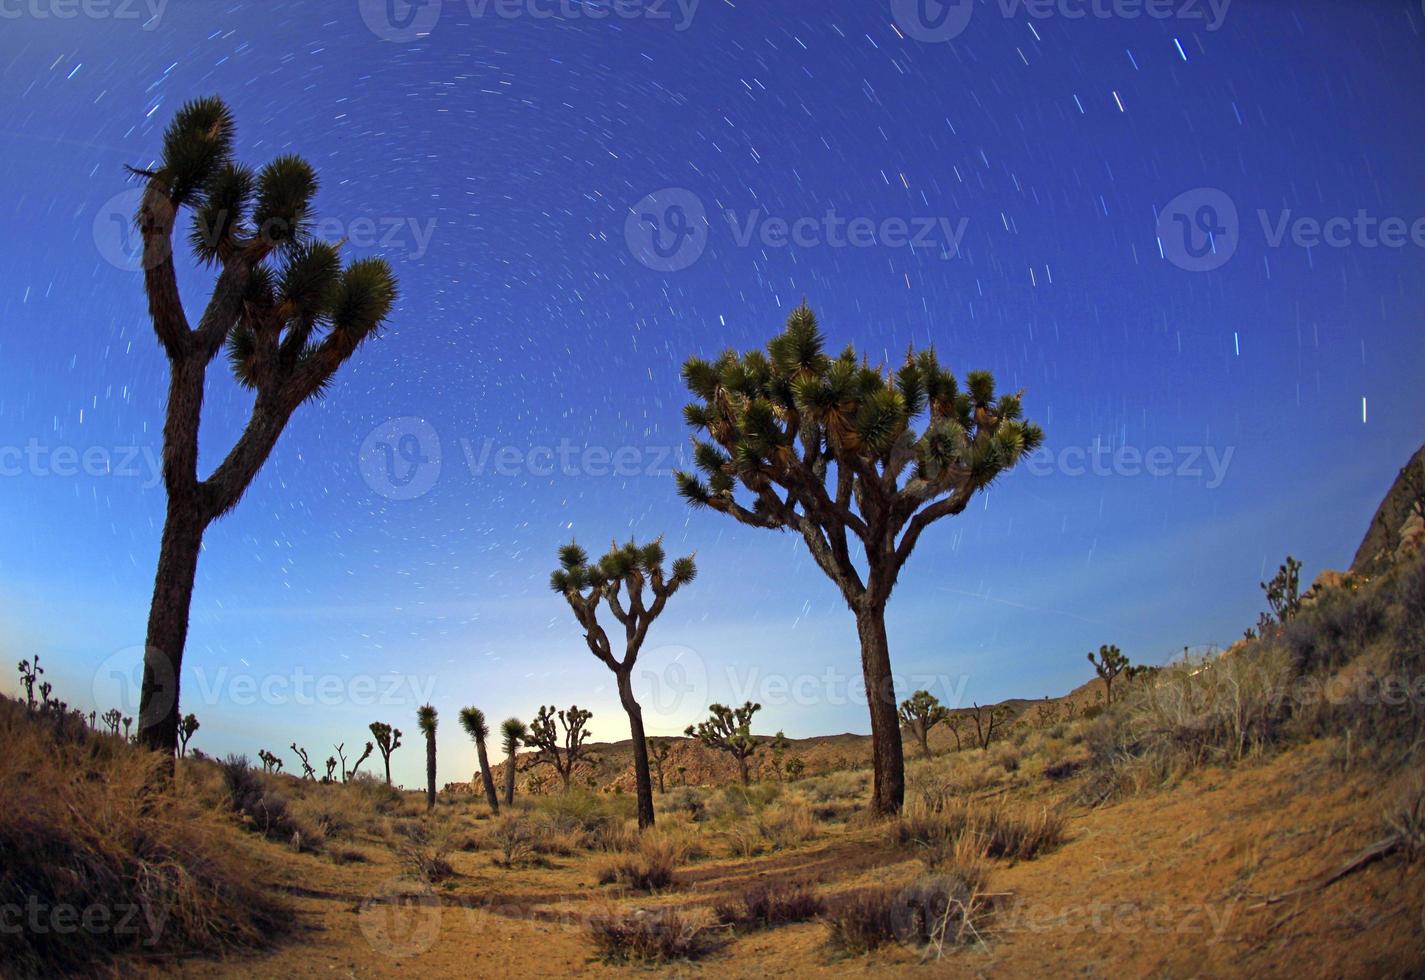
[459, 706, 500, 813]
[418, 705, 438, 811]
[499, 717, 526, 806]
[525, 704, 594, 792]
[685, 701, 763, 786]
[130, 97, 398, 761]
[551, 538, 696, 829]
[1087, 644, 1130, 705]
[369, 721, 402, 786]
[898, 690, 949, 759]
[675, 305, 1042, 813]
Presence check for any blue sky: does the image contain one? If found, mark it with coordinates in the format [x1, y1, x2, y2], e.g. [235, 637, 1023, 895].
[1, 0, 1422, 788]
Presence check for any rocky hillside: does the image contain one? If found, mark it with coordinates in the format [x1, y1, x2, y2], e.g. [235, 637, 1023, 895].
[1352, 442, 1425, 577]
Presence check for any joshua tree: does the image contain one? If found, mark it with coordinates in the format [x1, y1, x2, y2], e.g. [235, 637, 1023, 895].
[685, 701, 763, 786]
[17, 657, 43, 710]
[647, 737, 672, 793]
[418, 705, 438, 811]
[551, 538, 696, 829]
[765, 730, 793, 781]
[785, 756, 806, 781]
[970, 702, 1012, 750]
[290, 743, 316, 781]
[1034, 699, 1061, 730]
[898, 690, 950, 758]
[323, 756, 338, 782]
[525, 705, 595, 792]
[129, 97, 398, 763]
[459, 706, 500, 814]
[101, 708, 123, 736]
[122, 716, 134, 740]
[346, 741, 374, 781]
[258, 749, 282, 773]
[944, 712, 966, 751]
[177, 713, 200, 757]
[499, 717, 526, 806]
[674, 304, 1042, 814]
[1087, 644, 1130, 705]
[369, 721, 402, 786]
[1261, 557, 1304, 625]
[333, 742, 349, 781]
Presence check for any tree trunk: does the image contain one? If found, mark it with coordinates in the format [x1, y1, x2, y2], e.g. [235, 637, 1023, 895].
[425, 733, 436, 811]
[476, 740, 499, 814]
[918, 728, 931, 758]
[382, 753, 392, 786]
[137, 500, 206, 758]
[856, 604, 905, 816]
[503, 751, 517, 805]
[618, 671, 655, 829]
[738, 757, 750, 786]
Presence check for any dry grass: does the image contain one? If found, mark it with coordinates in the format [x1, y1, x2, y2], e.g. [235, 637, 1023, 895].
[715, 881, 826, 930]
[891, 797, 1067, 863]
[826, 871, 990, 956]
[587, 905, 710, 962]
[0, 697, 288, 976]
[596, 829, 686, 890]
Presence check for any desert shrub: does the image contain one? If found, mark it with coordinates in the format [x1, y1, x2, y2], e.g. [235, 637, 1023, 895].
[993, 746, 1021, 773]
[799, 769, 870, 805]
[826, 872, 988, 955]
[757, 799, 817, 849]
[0, 698, 288, 975]
[597, 830, 684, 890]
[534, 790, 632, 844]
[587, 906, 708, 963]
[1042, 758, 1080, 781]
[1390, 559, 1425, 673]
[1283, 586, 1388, 675]
[488, 812, 539, 867]
[390, 818, 455, 883]
[978, 803, 1067, 860]
[219, 755, 321, 850]
[889, 798, 1065, 863]
[660, 786, 706, 821]
[716, 882, 825, 930]
[1385, 777, 1425, 863]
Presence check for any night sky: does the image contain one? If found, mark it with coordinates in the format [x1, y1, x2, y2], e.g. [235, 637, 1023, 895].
[2, 0, 1422, 788]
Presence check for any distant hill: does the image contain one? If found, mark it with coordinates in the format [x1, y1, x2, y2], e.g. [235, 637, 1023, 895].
[1352, 442, 1425, 577]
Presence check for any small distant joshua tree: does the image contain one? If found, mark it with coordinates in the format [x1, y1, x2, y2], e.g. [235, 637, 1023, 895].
[1035, 699, 1060, 730]
[647, 737, 673, 793]
[459, 706, 500, 814]
[551, 537, 696, 829]
[500, 717, 526, 806]
[290, 743, 317, 781]
[674, 304, 1043, 814]
[369, 721, 403, 785]
[525, 704, 594, 792]
[347, 741, 374, 781]
[969, 702, 1012, 750]
[128, 97, 398, 766]
[101, 709, 123, 736]
[323, 756, 338, 783]
[898, 690, 950, 758]
[685, 701, 763, 786]
[17, 656, 43, 710]
[258, 749, 282, 773]
[1087, 644, 1130, 705]
[177, 713, 200, 756]
[785, 756, 806, 781]
[1261, 556, 1304, 626]
[766, 730, 791, 781]
[418, 705, 439, 811]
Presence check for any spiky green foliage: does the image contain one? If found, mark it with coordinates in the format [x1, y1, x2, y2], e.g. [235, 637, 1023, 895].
[460, 706, 500, 812]
[897, 690, 950, 758]
[1087, 644, 1131, 704]
[418, 705, 438, 811]
[685, 701, 763, 786]
[674, 305, 1042, 598]
[459, 706, 490, 743]
[499, 717, 526, 806]
[525, 705, 594, 791]
[417, 705, 438, 737]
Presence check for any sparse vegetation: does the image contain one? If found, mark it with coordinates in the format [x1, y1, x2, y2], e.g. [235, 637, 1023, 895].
[686, 701, 763, 785]
[587, 906, 709, 963]
[525, 704, 595, 791]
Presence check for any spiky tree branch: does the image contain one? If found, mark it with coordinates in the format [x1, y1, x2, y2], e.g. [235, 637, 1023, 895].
[524, 704, 594, 791]
[685, 701, 762, 786]
[369, 721, 402, 786]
